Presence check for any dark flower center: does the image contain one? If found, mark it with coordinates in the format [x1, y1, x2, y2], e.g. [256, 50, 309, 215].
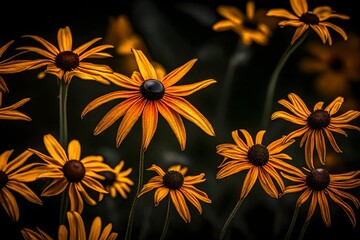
[0, 170, 8, 188]
[55, 51, 80, 71]
[329, 57, 343, 71]
[140, 79, 165, 100]
[243, 20, 258, 30]
[99, 171, 116, 186]
[247, 144, 269, 166]
[307, 110, 331, 129]
[62, 160, 86, 182]
[163, 170, 184, 190]
[300, 11, 319, 25]
[306, 168, 330, 190]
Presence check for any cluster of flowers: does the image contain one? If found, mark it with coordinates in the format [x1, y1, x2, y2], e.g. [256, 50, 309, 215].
[0, 0, 359, 239]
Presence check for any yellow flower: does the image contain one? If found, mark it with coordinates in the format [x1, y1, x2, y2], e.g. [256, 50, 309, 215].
[0, 150, 43, 221]
[21, 227, 53, 240]
[271, 93, 360, 168]
[98, 160, 134, 200]
[16, 26, 114, 84]
[28, 134, 110, 213]
[22, 211, 118, 240]
[281, 167, 360, 228]
[299, 33, 360, 98]
[216, 129, 301, 200]
[266, 0, 349, 45]
[212, 1, 273, 46]
[82, 48, 216, 151]
[0, 97, 31, 121]
[138, 164, 212, 223]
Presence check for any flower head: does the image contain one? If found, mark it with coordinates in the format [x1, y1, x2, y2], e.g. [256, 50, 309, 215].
[138, 164, 212, 223]
[271, 93, 360, 168]
[299, 33, 360, 98]
[98, 160, 134, 200]
[216, 129, 302, 200]
[82, 48, 216, 151]
[16, 26, 114, 84]
[212, 1, 273, 46]
[22, 211, 118, 240]
[0, 149, 43, 221]
[281, 167, 360, 228]
[266, 0, 350, 45]
[28, 134, 111, 213]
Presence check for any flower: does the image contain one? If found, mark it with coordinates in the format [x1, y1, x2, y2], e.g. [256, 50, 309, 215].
[0, 149, 43, 221]
[212, 1, 273, 46]
[0, 96, 31, 121]
[81, 48, 216, 151]
[16, 26, 114, 84]
[21, 227, 53, 240]
[104, 14, 166, 77]
[298, 33, 360, 98]
[281, 167, 360, 228]
[266, 0, 350, 45]
[22, 211, 118, 240]
[216, 129, 302, 199]
[137, 164, 212, 223]
[271, 93, 360, 168]
[58, 211, 118, 240]
[98, 160, 134, 200]
[28, 134, 111, 213]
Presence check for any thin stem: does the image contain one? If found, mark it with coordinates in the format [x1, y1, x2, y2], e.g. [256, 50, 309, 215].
[219, 198, 244, 240]
[216, 41, 251, 134]
[298, 219, 310, 240]
[160, 196, 172, 240]
[260, 31, 308, 129]
[58, 79, 69, 225]
[285, 207, 300, 240]
[125, 148, 145, 240]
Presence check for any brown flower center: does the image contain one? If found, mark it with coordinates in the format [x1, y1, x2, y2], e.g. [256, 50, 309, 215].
[55, 51, 80, 71]
[307, 110, 331, 130]
[300, 11, 319, 25]
[306, 168, 330, 190]
[329, 57, 343, 72]
[247, 144, 269, 166]
[0, 170, 8, 188]
[63, 160, 86, 182]
[243, 20, 258, 30]
[99, 171, 116, 186]
[163, 170, 184, 190]
[140, 79, 165, 100]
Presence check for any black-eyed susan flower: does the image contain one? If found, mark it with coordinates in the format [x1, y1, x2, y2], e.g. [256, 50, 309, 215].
[0, 149, 43, 222]
[98, 160, 134, 200]
[271, 93, 360, 168]
[21, 227, 53, 240]
[281, 167, 360, 239]
[216, 129, 302, 200]
[82, 48, 216, 151]
[299, 33, 360, 98]
[216, 129, 302, 239]
[138, 164, 212, 223]
[28, 134, 110, 213]
[22, 211, 118, 240]
[266, 0, 350, 45]
[212, 1, 273, 46]
[0, 96, 31, 121]
[16, 26, 114, 84]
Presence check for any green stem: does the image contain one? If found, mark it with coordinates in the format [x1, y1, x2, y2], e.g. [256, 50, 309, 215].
[216, 41, 250, 133]
[298, 219, 310, 240]
[285, 207, 299, 240]
[160, 196, 172, 240]
[58, 79, 69, 225]
[219, 198, 244, 240]
[125, 148, 145, 240]
[260, 31, 308, 129]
